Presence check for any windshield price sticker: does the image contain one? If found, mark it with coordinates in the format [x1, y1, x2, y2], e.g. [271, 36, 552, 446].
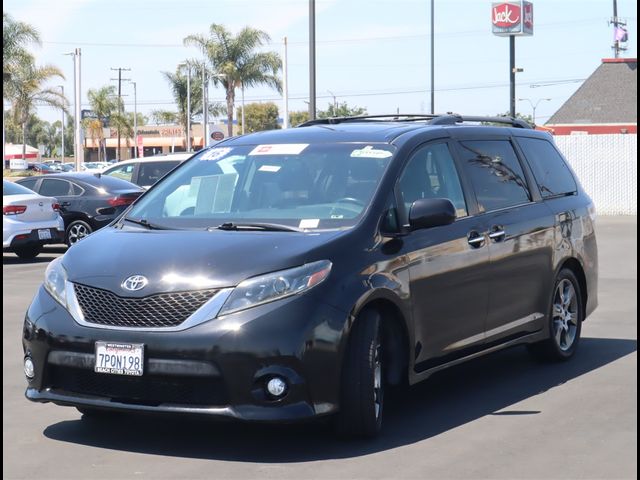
[350, 146, 393, 159]
[201, 147, 233, 161]
[258, 165, 282, 172]
[299, 218, 320, 229]
[95, 342, 144, 376]
[249, 144, 308, 156]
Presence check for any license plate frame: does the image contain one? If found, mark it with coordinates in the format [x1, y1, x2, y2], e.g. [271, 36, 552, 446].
[37, 228, 52, 240]
[94, 342, 144, 376]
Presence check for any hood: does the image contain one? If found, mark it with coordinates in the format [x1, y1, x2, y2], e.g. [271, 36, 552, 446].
[62, 225, 343, 296]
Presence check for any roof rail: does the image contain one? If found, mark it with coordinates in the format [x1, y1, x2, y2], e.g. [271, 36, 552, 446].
[297, 113, 533, 129]
[297, 114, 438, 127]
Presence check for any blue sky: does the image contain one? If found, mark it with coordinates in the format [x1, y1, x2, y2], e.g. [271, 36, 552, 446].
[4, 0, 638, 125]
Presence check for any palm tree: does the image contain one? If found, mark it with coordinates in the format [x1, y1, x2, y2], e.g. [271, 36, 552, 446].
[3, 13, 40, 90]
[86, 86, 118, 161]
[5, 62, 66, 160]
[161, 65, 225, 145]
[184, 24, 282, 137]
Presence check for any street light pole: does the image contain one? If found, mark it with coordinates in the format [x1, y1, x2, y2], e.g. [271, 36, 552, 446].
[186, 65, 191, 151]
[282, 36, 289, 129]
[430, 0, 435, 114]
[309, 0, 316, 120]
[202, 64, 208, 147]
[73, 48, 83, 170]
[518, 98, 551, 125]
[241, 81, 245, 135]
[131, 81, 137, 158]
[59, 85, 65, 163]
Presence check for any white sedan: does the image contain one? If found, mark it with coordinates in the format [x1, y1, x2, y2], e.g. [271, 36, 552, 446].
[3, 180, 65, 259]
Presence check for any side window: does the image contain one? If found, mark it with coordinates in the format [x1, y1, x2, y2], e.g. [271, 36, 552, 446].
[18, 178, 38, 191]
[459, 140, 530, 213]
[39, 179, 71, 197]
[138, 161, 179, 186]
[70, 182, 85, 196]
[516, 137, 577, 197]
[397, 143, 467, 220]
[106, 163, 135, 182]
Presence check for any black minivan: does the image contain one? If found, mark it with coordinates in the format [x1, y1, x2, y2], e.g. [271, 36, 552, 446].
[22, 115, 598, 437]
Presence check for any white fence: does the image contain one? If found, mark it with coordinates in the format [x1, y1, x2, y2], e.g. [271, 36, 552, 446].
[555, 134, 637, 215]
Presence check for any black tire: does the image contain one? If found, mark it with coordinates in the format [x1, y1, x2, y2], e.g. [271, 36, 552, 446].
[13, 244, 42, 259]
[65, 220, 93, 246]
[334, 308, 384, 438]
[528, 268, 584, 361]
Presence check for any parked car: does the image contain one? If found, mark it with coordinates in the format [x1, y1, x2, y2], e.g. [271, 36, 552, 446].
[102, 153, 192, 189]
[16, 173, 143, 246]
[80, 162, 109, 173]
[27, 163, 57, 174]
[22, 114, 598, 437]
[59, 163, 76, 172]
[3, 180, 65, 259]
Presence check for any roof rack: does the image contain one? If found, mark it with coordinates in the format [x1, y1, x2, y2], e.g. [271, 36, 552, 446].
[297, 113, 533, 129]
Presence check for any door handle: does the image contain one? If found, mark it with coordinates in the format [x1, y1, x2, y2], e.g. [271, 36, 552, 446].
[60, 201, 71, 207]
[467, 231, 485, 248]
[488, 225, 506, 242]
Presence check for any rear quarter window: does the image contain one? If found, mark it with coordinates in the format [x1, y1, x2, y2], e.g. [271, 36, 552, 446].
[516, 137, 577, 197]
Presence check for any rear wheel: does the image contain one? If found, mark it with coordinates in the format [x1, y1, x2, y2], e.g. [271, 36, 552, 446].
[13, 244, 42, 259]
[66, 220, 93, 246]
[528, 269, 583, 361]
[334, 308, 384, 438]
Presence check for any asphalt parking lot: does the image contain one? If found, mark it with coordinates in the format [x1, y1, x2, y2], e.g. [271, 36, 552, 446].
[3, 217, 637, 480]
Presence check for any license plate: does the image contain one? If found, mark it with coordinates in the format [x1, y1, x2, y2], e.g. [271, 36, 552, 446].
[37, 229, 52, 240]
[95, 342, 144, 376]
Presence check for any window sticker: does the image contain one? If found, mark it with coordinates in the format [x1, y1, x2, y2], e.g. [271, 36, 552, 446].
[200, 147, 233, 161]
[299, 218, 320, 229]
[350, 146, 393, 159]
[249, 144, 308, 156]
[258, 165, 282, 172]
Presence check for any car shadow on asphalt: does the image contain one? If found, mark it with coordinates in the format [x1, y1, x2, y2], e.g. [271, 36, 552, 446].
[42, 337, 636, 462]
[2, 246, 67, 264]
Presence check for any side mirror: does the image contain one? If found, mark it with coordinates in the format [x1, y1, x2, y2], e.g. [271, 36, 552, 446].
[409, 198, 456, 231]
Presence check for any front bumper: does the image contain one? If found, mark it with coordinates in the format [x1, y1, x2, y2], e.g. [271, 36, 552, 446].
[23, 286, 347, 422]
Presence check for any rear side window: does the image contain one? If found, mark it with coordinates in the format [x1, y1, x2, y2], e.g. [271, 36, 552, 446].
[459, 140, 530, 213]
[39, 179, 72, 197]
[137, 161, 179, 186]
[106, 163, 135, 182]
[18, 178, 38, 191]
[516, 137, 577, 197]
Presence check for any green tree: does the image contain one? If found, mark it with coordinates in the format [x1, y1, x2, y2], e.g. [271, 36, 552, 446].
[3, 13, 40, 90]
[289, 110, 310, 126]
[237, 102, 280, 133]
[318, 101, 367, 119]
[5, 62, 67, 160]
[184, 24, 282, 137]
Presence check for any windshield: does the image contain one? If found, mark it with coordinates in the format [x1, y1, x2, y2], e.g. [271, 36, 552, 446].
[126, 142, 395, 230]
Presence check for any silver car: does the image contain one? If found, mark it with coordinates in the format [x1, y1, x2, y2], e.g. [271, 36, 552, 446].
[3, 180, 65, 259]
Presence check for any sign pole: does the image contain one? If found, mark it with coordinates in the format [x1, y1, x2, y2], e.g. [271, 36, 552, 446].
[510, 35, 516, 117]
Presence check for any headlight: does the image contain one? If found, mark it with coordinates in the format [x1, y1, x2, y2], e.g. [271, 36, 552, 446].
[219, 260, 332, 316]
[44, 257, 68, 307]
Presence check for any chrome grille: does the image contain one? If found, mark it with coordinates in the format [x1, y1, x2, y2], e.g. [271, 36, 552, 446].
[73, 283, 218, 328]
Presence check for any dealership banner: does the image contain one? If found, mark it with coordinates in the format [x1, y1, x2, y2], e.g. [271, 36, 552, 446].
[492, 1, 533, 36]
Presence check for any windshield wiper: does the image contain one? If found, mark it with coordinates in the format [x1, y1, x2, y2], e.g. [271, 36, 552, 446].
[213, 222, 303, 232]
[121, 217, 171, 230]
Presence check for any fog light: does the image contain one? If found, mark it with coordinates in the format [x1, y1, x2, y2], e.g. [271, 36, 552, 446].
[24, 357, 35, 379]
[266, 376, 288, 397]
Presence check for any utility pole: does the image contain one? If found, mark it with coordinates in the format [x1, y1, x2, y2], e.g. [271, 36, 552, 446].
[110, 67, 131, 160]
[74, 48, 83, 170]
[282, 36, 289, 129]
[308, 0, 316, 120]
[59, 85, 65, 162]
[509, 35, 516, 117]
[610, 0, 627, 58]
[202, 65, 209, 146]
[430, 0, 435, 114]
[241, 81, 245, 135]
[128, 81, 138, 158]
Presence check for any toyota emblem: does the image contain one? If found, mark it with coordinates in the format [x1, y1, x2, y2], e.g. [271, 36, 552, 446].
[122, 275, 149, 292]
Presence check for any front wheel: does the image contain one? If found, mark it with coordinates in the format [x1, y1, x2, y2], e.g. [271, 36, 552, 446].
[528, 269, 583, 361]
[66, 220, 93, 246]
[334, 308, 384, 438]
